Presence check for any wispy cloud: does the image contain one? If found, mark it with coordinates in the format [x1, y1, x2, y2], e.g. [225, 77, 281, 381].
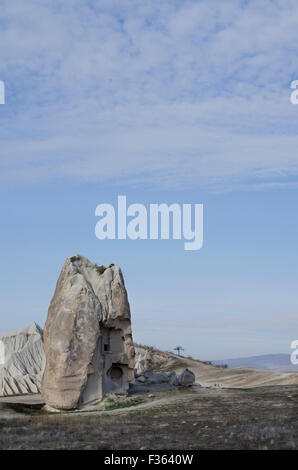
[1, 0, 298, 190]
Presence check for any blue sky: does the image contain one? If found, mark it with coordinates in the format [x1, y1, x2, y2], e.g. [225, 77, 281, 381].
[0, 0, 298, 359]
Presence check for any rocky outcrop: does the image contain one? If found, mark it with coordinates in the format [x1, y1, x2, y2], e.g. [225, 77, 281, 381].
[42, 255, 135, 410]
[136, 370, 170, 384]
[134, 346, 153, 375]
[134, 347, 196, 389]
[130, 369, 178, 393]
[178, 368, 195, 386]
[134, 345, 190, 375]
[0, 323, 45, 396]
[132, 368, 195, 388]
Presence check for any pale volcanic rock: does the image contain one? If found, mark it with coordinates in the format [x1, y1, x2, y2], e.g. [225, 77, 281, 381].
[178, 368, 195, 387]
[42, 255, 135, 410]
[0, 322, 45, 396]
[134, 346, 153, 375]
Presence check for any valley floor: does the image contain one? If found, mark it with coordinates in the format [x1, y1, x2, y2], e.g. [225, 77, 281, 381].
[0, 385, 297, 450]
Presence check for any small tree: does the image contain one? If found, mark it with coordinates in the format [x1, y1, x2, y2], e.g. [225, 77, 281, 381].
[174, 346, 184, 356]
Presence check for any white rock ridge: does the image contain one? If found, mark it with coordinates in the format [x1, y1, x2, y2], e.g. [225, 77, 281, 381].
[0, 322, 45, 396]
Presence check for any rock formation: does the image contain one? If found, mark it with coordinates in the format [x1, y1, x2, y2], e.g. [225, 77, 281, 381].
[134, 346, 153, 375]
[178, 368, 195, 386]
[42, 255, 135, 410]
[0, 322, 45, 396]
[132, 368, 196, 388]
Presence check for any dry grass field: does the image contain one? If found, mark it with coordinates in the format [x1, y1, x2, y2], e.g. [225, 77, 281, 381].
[0, 385, 297, 450]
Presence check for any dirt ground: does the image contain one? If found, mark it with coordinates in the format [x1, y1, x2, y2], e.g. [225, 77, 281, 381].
[0, 385, 297, 450]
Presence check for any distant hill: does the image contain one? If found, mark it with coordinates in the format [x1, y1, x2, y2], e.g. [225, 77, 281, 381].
[211, 354, 298, 372]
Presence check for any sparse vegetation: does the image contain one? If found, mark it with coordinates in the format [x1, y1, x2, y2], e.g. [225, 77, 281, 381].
[5, 403, 45, 415]
[104, 398, 144, 411]
[202, 360, 228, 368]
[1, 386, 298, 449]
[135, 343, 190, 372]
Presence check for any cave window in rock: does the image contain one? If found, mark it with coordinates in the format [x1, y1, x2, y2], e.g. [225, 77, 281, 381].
[108, 365, 123, 386]
[102, 327, 111, 354]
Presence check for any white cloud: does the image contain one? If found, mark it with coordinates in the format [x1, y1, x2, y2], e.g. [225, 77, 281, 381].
[0, 0, 298, 190]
